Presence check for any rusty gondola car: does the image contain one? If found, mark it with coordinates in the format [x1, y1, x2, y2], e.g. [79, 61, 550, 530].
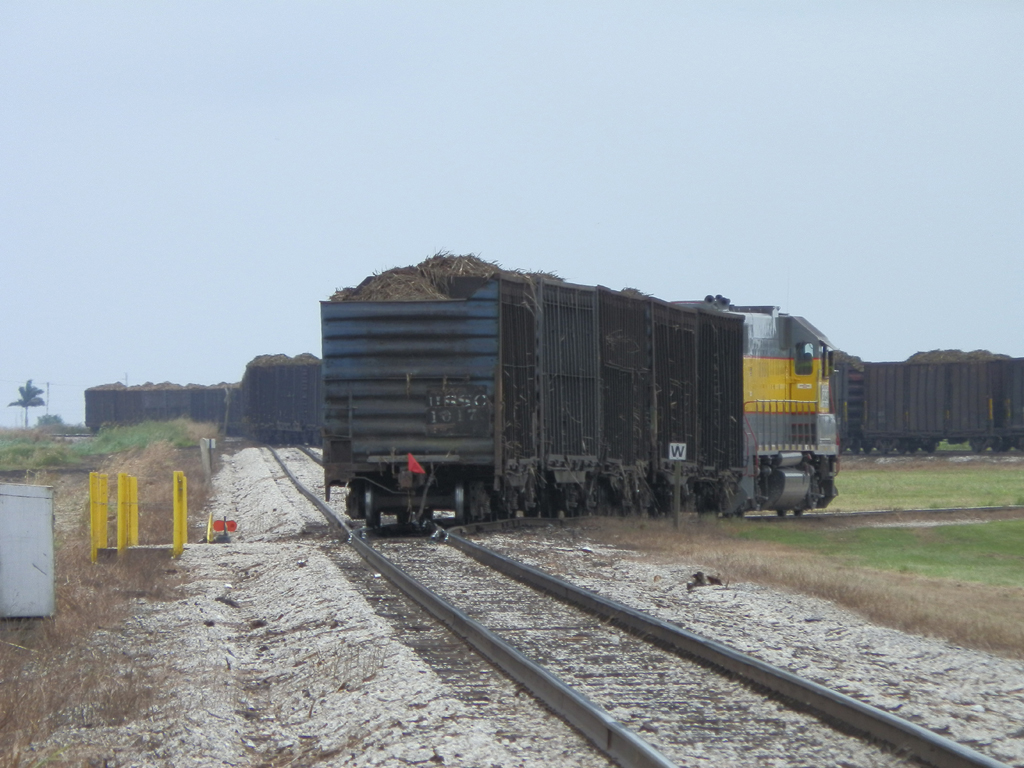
[321, 276, 745, 526]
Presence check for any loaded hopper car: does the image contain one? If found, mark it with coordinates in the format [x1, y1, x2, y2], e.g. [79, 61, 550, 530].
[321, 276, 744, 526]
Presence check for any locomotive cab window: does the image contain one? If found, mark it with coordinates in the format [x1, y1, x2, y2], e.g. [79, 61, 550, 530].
[795, 342, 815, 376]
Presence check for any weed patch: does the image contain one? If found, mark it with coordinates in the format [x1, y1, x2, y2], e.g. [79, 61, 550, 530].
[0, 440, 213, 762]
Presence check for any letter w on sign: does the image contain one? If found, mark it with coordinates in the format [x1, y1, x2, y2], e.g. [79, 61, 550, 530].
[668, 443, 687, 461]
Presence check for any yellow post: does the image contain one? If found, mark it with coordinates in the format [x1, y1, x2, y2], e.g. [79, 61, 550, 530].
[89, 472, 109, 563]
[129, 475, 139, 546]
[117, 473, 128, 553]
[90, 472, 98, 563]
[100, 473, 109, 548]
[172, 471, 187, 558]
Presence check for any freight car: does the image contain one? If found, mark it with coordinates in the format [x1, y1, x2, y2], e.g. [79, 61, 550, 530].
[692, 297, 839, 515]
[85, 382, 244, 434]
[321, 275, 745, 526]
[241, 354, 322, 445]
[835, 356, 1024, 453]
[83, 356, 324, 445]
[833, 358, 865, 453]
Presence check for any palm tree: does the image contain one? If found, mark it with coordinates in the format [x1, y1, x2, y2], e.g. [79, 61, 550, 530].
[9, 380, 45, 428]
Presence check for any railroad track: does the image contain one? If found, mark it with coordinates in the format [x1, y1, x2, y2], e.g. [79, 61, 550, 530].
[268, 446, 1010, 768]
[745, 505, 1024, 522]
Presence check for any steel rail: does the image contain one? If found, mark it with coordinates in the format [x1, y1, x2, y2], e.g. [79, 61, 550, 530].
[296, 445, 323, 465]
[445, 531, 1010, 768]
[443, 516, 572, 534]
[746, 504, 1024, 522]
[268, 447, 680, 768]
[266, 447, 349, 537]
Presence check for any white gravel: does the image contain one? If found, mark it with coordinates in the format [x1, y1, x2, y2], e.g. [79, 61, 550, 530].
[31, 447, 1024, 767]
[482, 529, 1024, 766]
[36, 448, 607, 768]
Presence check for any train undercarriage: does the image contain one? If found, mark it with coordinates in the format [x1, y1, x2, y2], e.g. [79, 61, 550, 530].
[738, 451, 838, 516]
[849, 436, 1024, 454]
[340, 463, 743, 528]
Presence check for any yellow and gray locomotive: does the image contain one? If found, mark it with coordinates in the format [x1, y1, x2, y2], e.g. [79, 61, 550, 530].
[701, 296, 839, 516]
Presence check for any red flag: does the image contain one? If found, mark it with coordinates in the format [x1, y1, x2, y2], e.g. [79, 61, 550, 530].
[407, 453, 426, 474]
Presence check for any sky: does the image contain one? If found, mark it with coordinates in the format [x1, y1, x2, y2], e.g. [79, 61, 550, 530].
[2, 1, 1022, 426]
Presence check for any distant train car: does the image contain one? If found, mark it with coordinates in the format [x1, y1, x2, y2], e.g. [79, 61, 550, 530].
[241, 354, 322, 445]
[996, 358, 1024, 450]
[321, 276, 745, 526]
[692, 297, 839, 515]
[837, 357, 1024, 453]
[833, 359, 864, 453]
[85, 382, 243, 434]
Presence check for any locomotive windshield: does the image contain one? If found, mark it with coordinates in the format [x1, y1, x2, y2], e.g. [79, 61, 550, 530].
[795, 342, 815, 376]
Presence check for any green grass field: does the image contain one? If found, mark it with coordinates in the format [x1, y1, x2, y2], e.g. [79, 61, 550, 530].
[0, 420, 216, 470]
[730, 517, 1024, 588]
[832, 464, 1024, 511]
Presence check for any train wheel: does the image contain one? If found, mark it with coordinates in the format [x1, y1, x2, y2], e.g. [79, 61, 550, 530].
[776, 509, 786, 517]
[969, 438, 988, 454]
[469, 481, 492, 521]
[454, 481, 466, 524]
[364, 484, 380, 529]
[564, 484, 584, 517]
[345, 481, 366, 519]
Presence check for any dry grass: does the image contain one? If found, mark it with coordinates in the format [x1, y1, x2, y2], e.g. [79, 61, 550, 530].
[97, 440, 213, 546]
[0, 443, 215, 765]
[586, 516, 1024, 658]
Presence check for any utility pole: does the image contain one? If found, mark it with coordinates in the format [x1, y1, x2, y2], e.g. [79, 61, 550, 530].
[46, 382, 50, 415]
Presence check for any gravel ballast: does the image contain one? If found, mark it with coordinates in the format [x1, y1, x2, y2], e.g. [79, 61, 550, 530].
[31, 447, 1024, 767]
